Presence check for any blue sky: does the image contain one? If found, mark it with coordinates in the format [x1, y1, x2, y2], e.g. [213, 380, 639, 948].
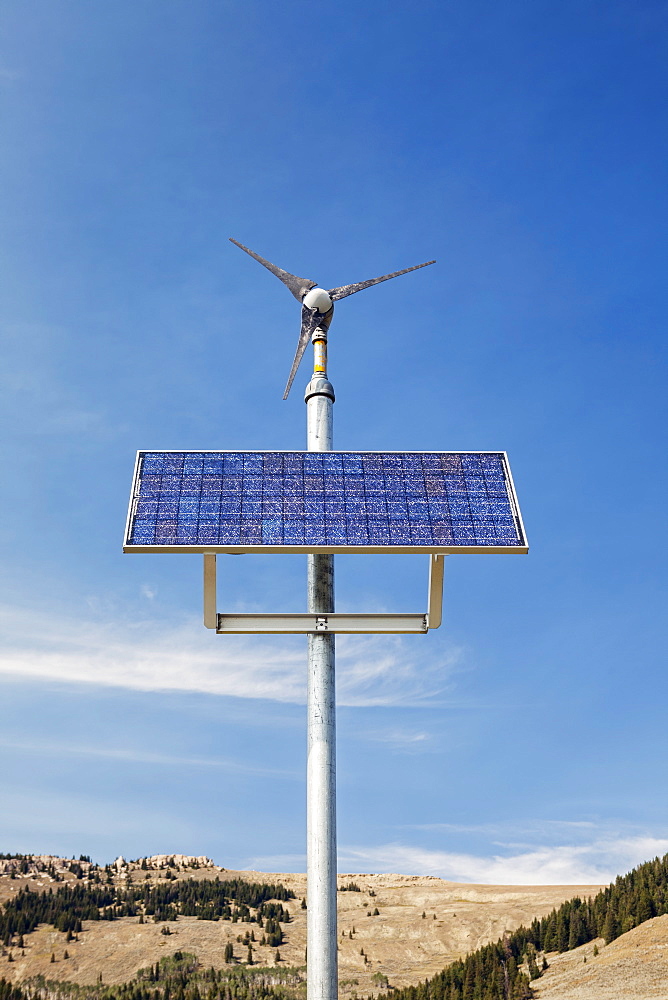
[0, 0, 666, 885]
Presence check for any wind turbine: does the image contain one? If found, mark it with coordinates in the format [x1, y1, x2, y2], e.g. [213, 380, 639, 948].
[229, 238, 436, 398]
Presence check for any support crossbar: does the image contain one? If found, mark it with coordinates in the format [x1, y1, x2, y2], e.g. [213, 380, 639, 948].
[203, 553, 444, 634]
[216, 612, 427, 634]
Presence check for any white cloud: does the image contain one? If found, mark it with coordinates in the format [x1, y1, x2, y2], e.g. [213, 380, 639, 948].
[0, 603, 460, 707]
[231, 835, 668, 884]
[336, 837, 668, 885]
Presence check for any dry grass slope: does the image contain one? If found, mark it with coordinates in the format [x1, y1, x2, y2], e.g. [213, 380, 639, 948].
[533, 914, 668, 1000]
[0, 856, 607, 995]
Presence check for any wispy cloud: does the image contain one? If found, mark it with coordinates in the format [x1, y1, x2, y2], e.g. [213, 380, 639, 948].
[403, 819, 598, 836]
[361, 727, 434, 751]
[337, 635, 460, 708]
[0, 604, 461, 707]
[0, 737, 295, 778]
[336, 836, 668, 885]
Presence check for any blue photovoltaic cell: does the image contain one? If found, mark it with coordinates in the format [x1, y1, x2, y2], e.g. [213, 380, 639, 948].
[124, 452, 525, 551]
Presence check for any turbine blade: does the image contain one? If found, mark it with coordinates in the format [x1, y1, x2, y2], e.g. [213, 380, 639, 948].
[328, 259, 436, 301]
[229, 238, 317, 303]
[282, 307, 320, 399]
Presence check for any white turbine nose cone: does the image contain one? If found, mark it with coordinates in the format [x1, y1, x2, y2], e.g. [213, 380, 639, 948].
[303, 287, 332, 312]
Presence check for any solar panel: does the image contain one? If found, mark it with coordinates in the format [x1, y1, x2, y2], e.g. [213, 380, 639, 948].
[123, 451, 527, 555]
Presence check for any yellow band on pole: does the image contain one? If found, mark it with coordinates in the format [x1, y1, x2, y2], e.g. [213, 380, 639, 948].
[313, 336, 327, 376]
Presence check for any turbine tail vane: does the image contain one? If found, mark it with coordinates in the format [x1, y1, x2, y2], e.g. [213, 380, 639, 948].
[328, 259, 436, 301]
[229, 238, 317, 303]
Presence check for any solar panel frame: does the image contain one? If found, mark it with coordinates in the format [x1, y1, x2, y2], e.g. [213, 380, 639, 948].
[123, 451, 528, 555]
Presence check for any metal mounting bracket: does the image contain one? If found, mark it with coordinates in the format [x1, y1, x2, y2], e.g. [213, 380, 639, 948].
[203, 553, 444, 634]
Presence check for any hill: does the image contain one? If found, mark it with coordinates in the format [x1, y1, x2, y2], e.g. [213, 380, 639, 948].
[0, 854, 604, 995]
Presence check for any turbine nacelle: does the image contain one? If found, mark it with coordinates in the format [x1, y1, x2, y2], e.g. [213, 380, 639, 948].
[229, 238, 435, 398]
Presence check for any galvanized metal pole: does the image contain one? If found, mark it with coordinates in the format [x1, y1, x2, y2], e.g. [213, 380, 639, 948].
[305, 329, 337, 1000]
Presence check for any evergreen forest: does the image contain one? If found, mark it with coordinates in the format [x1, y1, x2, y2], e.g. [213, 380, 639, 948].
[0, 880, 293, 947]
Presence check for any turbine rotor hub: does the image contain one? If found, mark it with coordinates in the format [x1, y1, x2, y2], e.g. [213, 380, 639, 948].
[303, 287, 333, 313]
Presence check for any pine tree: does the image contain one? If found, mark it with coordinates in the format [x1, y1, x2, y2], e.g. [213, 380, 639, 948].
[542, 920, 555, 953]
[568, 906, 586, 949]
[602, 908, 620, 944]
[556, 911, 569, 952]
[526, 945, 540, 981]
[636, 889, 654, 923]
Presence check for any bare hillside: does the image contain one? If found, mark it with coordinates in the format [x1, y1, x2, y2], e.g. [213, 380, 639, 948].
[533, 914, 668, 1000]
